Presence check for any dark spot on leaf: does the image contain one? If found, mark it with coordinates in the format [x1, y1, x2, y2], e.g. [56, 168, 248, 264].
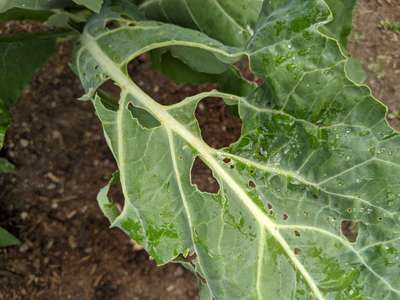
[283, 213, 288, 220]
[248, 180, 256, 188]
[294, 230, 300, 237]
[223, 158, 231, 164]
[105, 20, 121, 30]
[294, 248, 301, 255]
[341, 220, 359, 243]
[235, 57, 264, 86]
[267, 203, 273, 214]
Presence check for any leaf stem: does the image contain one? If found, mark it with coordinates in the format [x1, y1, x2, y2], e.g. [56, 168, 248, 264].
[82, 30, 326, 300]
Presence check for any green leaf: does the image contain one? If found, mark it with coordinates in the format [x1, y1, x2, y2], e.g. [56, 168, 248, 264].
[0, 101, 10, 147]
[0, 32, 58, 107]
[97, 171, 122, 223]
[139, 0, 355, 49]
[0, 227, 20, 247]
[320, 0, 357, 48]
[345, 57, 367, 84]
[151, 50, 255, 96]
[0, 0, 71, 13]
[0, 31, 59, 177]
[169, 46, 230, 75]
[139, 0, 262, 47]
[76, 0, 400, 298]
[0, 158, 14, 173]
[0, 8, 52, 22]
[72, 0, 103, 12]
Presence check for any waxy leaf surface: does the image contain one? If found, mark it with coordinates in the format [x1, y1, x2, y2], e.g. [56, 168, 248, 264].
[75, 1, 400, 299]
[0, 0, 103, 13]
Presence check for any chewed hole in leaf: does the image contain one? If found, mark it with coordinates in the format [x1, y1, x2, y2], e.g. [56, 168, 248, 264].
[127, 103, 160, 129]
[106, 175, 124, 212]
[248, 180, 256, 188]
[341, 220, 359, 243]
[195, 98, 242, 149]
[294, 248, 301, 255]
[191, 157, 219, 194]
[128, 55, 215, 105]
[97, 79, 121, 110]
[105, 20, 122, 30]
[283, 213, 288, 220]
[267, 203, 273, 214]
[235, 57, 264, 86]
[294, 230, 301, 237]
[223, 158, 231, 164]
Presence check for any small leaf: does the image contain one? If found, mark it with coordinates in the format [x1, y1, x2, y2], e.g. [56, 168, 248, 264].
[0, 158, 15, 173]
[0, 31, 59, 173]
[0, 32, 57, 106]
[0, 227, 20, 248]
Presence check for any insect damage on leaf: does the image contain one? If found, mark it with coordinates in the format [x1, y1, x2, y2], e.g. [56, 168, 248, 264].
[73, 0, 400, 299]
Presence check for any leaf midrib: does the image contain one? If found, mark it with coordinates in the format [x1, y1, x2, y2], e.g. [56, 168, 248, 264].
[82, 30, 326, 300]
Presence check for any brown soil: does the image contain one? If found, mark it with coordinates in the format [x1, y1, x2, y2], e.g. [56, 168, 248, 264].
[0, 1, 399, 299]
[348, 0, 400, 128]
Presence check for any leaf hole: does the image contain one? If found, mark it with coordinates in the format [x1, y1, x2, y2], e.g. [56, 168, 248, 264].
[248, 180, 256, 188]
[223, 158, 231, 164]
[283, 213, 288, 220]
[267, 203, 273, 214]
[235, 57, 264, 86]
[105, 20, 122, 30]
[98, 79, 121, 98]
[195, 98, 242, 149]
[341, 220, 359, 243]
[128, 54, 215, 105]
[127, 103, 160, 129]
[294, 248, 301, 255]
[294, 230, 300, 237]
[105, 174, 124, 212]
[191, 157, 219, 194]
[97, 80, 121, 111]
